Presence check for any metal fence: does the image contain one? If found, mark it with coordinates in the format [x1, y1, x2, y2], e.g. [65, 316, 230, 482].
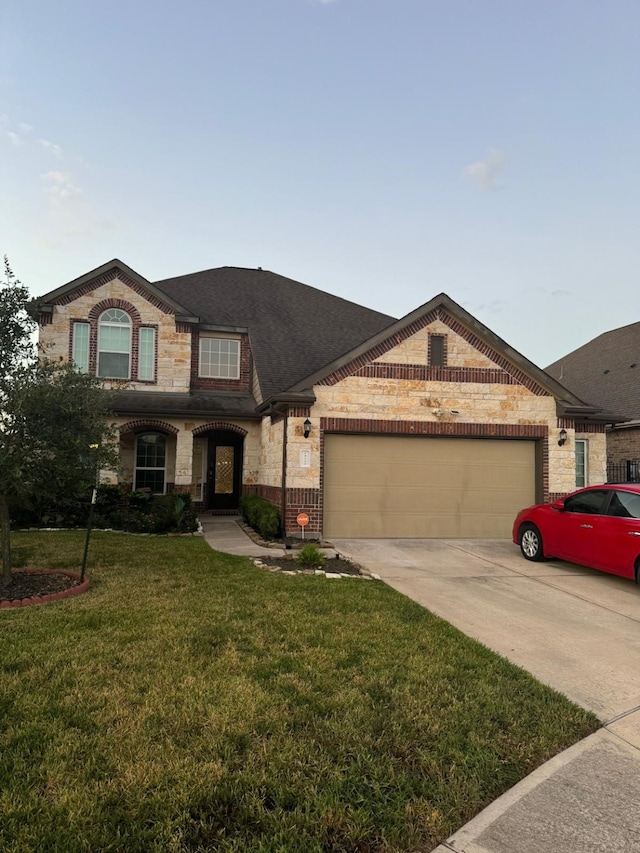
[607, 460, 640, 483]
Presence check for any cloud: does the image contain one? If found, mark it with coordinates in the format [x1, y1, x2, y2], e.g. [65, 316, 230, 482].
[38, 138, 64, 158]
[463, 148, 506, 192]
[42, 170, 82, 202]
[39, 170, 121, 246]
[18, 123, 33, 134]
[7, 131, 23, 147]
[535, 286, 570, 297]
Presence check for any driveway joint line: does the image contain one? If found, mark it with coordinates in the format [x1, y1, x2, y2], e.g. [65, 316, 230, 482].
[606, 704, 640, 724]
[603, 725, 640, 753]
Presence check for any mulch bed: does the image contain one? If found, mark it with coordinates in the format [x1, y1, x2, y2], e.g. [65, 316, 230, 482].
[1, 570, 84, 605]
[255, 555, 365, 576]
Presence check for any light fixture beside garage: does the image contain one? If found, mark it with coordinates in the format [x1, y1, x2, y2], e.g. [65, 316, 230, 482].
[558, 428, 568, 447]
[303, 418, 312, 439]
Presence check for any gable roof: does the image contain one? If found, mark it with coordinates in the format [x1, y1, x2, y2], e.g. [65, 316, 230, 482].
[153, 266, 396, 401]
[38, 259, 198, 321]
[286, 292, 605, 418]
[546, 321, 640, 421]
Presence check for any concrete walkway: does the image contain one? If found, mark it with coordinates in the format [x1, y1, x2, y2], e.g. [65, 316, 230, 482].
[199, 520, 640, 852]
[199, 514, 288, 558]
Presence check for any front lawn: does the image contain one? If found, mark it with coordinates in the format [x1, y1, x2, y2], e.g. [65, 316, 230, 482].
[1, 531, 598, 852]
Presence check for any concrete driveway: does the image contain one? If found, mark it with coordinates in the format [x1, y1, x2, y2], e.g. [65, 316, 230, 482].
[331, 538, 640, 852]
[332, 537, 640, 720]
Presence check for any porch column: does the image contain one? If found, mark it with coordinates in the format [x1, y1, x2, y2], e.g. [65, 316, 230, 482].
[174, 425, 194, 489]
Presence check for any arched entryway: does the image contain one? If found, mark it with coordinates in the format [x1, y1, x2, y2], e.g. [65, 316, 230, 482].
[204, 429, 245, 511]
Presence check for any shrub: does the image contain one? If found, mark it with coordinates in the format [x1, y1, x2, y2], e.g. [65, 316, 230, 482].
[12, 485, 198, 535]
[294, 544, 327, 569]
[239, 494, 281, 540]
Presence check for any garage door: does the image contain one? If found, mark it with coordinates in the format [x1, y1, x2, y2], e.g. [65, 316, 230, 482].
[323, 435, 536, 538]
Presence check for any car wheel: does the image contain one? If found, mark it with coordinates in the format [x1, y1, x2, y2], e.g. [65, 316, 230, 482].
[520, 524, 544, 562]
[635, 558, 640, 586]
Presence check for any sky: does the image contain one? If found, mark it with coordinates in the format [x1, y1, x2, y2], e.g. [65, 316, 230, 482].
[1, 0, 639, 369]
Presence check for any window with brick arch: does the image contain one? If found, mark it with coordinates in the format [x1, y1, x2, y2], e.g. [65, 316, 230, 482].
[98, 308, 131, 379]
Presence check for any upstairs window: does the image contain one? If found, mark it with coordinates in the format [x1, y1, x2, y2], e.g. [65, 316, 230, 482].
[98, 309, 131, 379]
[72, 321, 90, 372]
[429, 334, 446, 367]
[138, 327, 156, 381]
[199, 337, 240, 379]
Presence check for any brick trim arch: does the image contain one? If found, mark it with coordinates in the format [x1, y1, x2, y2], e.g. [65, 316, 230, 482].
[192, 422, 248, 437]
[89, 299, 142, 325]
[119, 419, 179, 435]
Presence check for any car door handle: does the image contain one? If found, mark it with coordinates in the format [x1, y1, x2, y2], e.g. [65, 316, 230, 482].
[580, 524, 593, 529]
[629, 531, 640, 537]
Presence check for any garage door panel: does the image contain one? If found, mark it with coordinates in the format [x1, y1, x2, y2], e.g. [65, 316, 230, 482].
[323, 435, 536, 538]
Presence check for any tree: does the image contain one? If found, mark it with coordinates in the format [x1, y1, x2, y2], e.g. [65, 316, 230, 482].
[0, 258, 118, 587]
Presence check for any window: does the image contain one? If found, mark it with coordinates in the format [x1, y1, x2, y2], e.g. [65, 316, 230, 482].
[575, 439, 587, 488]
[98, 309, 131, 378]
[199, 337, 240, 378]
[138, 327, 156, 381]
[430, 335, 445, 367]
[72, 322, 90, 372]
[607, 490, 640, 519]
[564, 489, 609, 515]
[135, 433, 166, 493]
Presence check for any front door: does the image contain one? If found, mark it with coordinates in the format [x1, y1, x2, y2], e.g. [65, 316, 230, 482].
[207, 432, 243, 510]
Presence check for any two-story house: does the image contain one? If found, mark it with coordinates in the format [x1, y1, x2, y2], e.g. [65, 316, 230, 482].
[37, 259, 610, 539]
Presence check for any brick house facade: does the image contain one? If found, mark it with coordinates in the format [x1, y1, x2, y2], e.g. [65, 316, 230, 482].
[37, 259, 610, 538]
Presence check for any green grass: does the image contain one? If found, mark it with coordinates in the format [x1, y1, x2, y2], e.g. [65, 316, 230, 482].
[1, 531, 598, 853]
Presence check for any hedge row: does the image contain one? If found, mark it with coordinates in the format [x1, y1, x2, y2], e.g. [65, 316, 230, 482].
[239, 495, 281, 540]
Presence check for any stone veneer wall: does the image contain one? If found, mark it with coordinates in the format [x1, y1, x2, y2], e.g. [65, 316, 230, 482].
[42, 277, 193, 392]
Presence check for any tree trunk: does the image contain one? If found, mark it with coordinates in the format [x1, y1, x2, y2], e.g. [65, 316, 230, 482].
[0, 494, 12, 588]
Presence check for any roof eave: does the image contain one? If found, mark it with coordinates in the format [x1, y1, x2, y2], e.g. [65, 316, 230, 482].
[286, 292, 593, 406]
[38, 259, 195, 318]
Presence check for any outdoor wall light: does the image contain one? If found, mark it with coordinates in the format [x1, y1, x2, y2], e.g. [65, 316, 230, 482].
[558, 428, 568, 447]
[303, 418, 312, 439]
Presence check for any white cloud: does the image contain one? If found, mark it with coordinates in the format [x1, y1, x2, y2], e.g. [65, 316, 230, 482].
[7, 131, 23, 147]
[463, 148, 506, 192]
[38, 138, 64, 158]
[18, 123, 33, 134]
[42, 170, 82, 202]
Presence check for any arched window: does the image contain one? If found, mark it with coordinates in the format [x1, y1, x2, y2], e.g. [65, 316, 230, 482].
[135, 433, 167, 493]
[98, 308, 131, 378]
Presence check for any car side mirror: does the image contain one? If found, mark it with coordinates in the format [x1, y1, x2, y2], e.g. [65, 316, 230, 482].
[551, 500, 565, 512]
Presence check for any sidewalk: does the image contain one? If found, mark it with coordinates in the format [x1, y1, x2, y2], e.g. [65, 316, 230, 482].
[432, 715, 640, 853]
[200, 519, 640, 853]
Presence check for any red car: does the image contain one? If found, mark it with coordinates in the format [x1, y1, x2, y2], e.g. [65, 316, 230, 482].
[513, 484, 640, 581]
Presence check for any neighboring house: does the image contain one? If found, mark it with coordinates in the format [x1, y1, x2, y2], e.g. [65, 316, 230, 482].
[546, 321, 640, 483]
[37, 259, 610, 539]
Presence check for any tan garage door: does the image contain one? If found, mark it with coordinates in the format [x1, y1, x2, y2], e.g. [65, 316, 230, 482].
[323, 435, 536, 538]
